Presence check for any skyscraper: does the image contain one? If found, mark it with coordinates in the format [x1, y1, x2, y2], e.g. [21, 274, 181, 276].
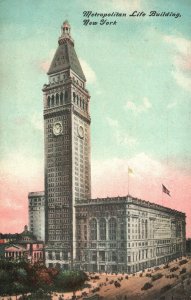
[43, 21, 91, 268]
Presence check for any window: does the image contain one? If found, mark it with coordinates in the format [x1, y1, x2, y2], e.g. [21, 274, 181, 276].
[145, 219, 148, 238]
[99, 251, 105, 261]
[51, 95, 54, 106]
[48, 251, 53, 260]
[91, 251, 97, 261]
[89, 218, 97, 240]
[120, 223, 125, 240]
[65, 91, 68, 101]
[60, 92, 63, 105]
[99, 218, 106, 240]
[112, 251, 117, 261]
[55, 251, 60, 260]
[73, 92, 76, 103]
[109, 218, 117, 240]
[47, 96, 51, 107]
[56, 93, 59, 105]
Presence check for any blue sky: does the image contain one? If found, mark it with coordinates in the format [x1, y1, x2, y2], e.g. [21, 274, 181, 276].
[0, 0, 191, 235]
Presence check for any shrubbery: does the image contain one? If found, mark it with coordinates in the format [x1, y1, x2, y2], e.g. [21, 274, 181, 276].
[170, 266, 179, 272]
[163, 264, 169, 269]
[141, 282, 153, 290]
[114, 281, 121, 288]
[151, 273, 163, 281]
[160, 284, 172, 294]
[179, 259, 188, 266]
[179, 268, 186, 275]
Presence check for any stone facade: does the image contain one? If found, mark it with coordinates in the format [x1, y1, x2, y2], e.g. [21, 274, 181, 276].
[28, 191, 45, 241]
[75, 196, 186, 273]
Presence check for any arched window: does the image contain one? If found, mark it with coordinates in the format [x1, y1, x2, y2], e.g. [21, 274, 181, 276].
[80, 98, 82, 107]
[109, 218, 117, 240]
[76, 95, 79, 105]
[82, 99, 85, 109]
[89, 219, 97, 241]
[47, 96, 50, 107]
[60, 92, 63, 105]
[51, 95, 54, 107]
[99, 218, 106, 240]
[56, 93, 59, 105]
[73, 92, 76, 103]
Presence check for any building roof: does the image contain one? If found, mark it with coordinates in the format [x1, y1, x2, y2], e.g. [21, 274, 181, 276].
[0, 233, 20, 239]
[47, 21, 86, 81]
[75, 195, 185, 217]
[5, 244, 27, 251]
[28, 191, 45, 197]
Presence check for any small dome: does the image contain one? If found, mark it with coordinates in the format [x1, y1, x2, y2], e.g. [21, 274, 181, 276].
[63, 20, 70, 28]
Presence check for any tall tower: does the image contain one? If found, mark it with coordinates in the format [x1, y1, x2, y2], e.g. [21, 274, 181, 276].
[43, 21, 91, 268]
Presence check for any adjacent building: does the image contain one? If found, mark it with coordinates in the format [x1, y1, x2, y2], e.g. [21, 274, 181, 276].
[29, 21, 186, 271]
[28, 191, 45, 241]
[1, 226, 44, 264]
[75, 196, 186, 273]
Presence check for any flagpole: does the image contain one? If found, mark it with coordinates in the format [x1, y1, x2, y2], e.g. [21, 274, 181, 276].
[128, 170, 129, 195]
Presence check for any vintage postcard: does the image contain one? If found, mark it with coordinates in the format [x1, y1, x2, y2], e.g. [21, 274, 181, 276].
[0, 0, 191, 299]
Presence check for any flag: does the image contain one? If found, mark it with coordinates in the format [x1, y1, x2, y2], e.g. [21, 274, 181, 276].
[128, 167, 133, 174]
[162, 184, 171, 197]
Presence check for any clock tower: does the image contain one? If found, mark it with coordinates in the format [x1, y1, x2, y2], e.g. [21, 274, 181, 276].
[43, 21, 91, 268]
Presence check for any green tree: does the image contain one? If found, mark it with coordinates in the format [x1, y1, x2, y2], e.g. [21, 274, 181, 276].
[54, 270, 88, 291]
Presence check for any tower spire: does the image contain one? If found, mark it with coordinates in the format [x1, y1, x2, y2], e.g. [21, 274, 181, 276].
[47, 21, 85, 81]
[59, 20, 74, 45]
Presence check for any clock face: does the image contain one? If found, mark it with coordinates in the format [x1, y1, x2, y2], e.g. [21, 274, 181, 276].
[53, 122, 63, 136]
[78, 125, 84, 139]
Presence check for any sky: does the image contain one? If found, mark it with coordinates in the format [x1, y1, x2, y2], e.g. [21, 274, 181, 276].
[0, 0, 191, 237]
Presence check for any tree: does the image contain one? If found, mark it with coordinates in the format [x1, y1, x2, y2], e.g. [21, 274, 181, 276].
[54, 270, 88, 291]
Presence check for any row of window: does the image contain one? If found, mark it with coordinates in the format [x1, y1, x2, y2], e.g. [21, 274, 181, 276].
[47, 92, 68, 107]
[46, 91, 88, 112]
[89, 218, 124, 241]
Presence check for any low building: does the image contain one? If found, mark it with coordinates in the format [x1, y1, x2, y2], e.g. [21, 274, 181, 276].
[2, 226, 44, 264]
[28, 191, 45, 241]
[74, 196, 186, 273]
[4, 242, 44, 264]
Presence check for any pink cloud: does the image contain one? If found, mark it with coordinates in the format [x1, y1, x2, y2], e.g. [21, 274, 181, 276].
[175, 54, 191, 71]
[40, 60, 50, 73]
[0, 172, 43, 233]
